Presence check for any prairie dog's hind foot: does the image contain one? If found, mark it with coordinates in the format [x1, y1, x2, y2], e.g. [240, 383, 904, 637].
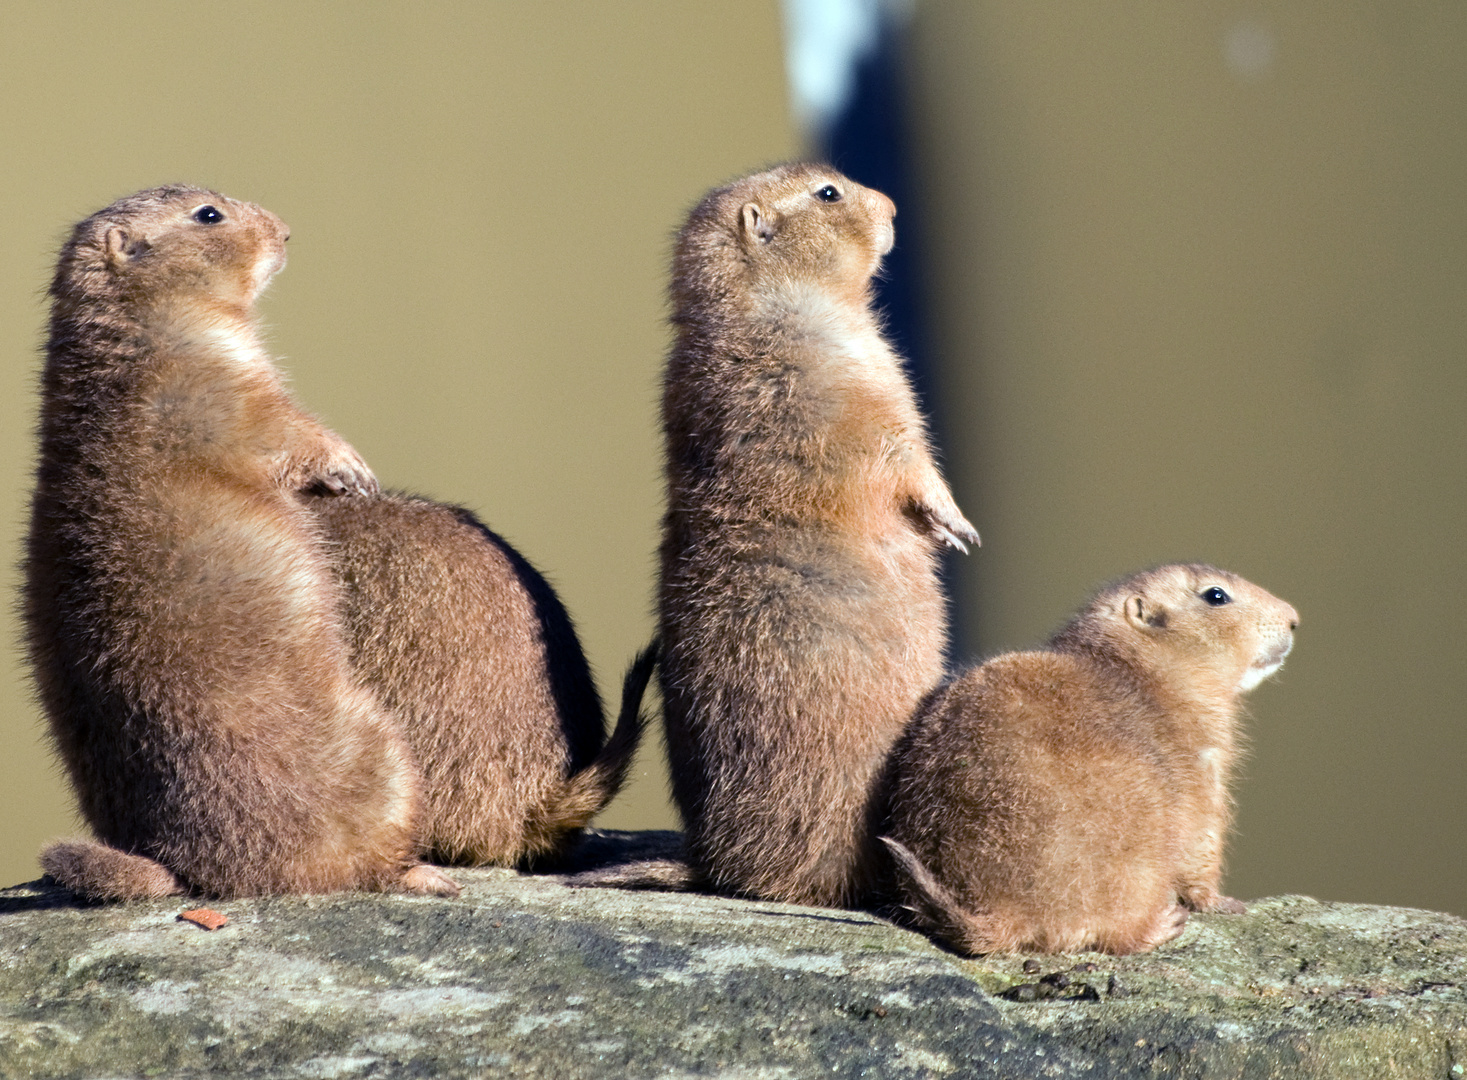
[1136, 903, 1191, 952]
[396, 864, 461, 897]
[40, 839, 186, 902]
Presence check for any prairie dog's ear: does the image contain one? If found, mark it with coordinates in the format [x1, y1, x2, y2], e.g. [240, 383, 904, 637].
[740, 202, 774, 245]
[104, 226, 148, 268]
[1125, 595, 1168, 630]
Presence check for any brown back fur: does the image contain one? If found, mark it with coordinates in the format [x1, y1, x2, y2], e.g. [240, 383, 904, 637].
[659, 164, 977, 907]
[309, 491, 648, 864]
[885, 564, 1298, 954]
[26, 185, 454, 899]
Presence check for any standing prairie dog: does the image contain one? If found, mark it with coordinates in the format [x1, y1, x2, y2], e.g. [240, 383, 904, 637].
[26, 185, 456, 900]
[307, 492, 651, 865]
[658, 163, 978, 907]
[885, 564, 1298, 955]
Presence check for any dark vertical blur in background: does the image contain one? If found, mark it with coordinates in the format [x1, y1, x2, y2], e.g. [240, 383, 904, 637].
[813, 8, 934, 414]
[803, 4, 970, 661]
[1, 2, 1462, 916]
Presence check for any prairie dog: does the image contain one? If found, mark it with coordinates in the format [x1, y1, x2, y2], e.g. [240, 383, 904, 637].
[26, 185, 455, 900]
[885, 564, 1298, 955]
[658, 163, 978, 907]
[307, 492, 650, 865]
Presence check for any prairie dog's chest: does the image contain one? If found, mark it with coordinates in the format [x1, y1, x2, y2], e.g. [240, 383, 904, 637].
[760, 286, 913, 444]
[137, 327, 277, 454]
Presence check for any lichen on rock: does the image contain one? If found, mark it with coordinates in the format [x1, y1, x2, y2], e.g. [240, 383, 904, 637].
[0, 830, 1462, 1078]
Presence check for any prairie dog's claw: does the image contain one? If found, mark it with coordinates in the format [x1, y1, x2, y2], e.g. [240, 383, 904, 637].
[306, 448, 378, 497]
[933, 524, 972, 554]
[917, 502, 980, 553]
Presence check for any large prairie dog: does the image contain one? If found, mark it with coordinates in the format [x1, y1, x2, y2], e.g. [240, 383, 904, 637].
[658, 163, 979, 907]
[26, 185, 455, 900]
[884, 564, 1298, 955]
[307, 492, 650, 865]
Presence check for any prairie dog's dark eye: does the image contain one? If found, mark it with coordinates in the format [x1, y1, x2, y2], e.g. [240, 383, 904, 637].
[814, 184, 842, 203]
[1201, 587, 1232, 606]
[192, 205, 224, 224]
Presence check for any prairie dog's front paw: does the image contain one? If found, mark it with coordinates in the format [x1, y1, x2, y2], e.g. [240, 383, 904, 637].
[912, 496, 980, 554]
[291, 438, 379, 497]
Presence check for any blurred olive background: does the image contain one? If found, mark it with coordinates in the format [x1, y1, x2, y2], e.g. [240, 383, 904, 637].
[1, 2, 1462, 917]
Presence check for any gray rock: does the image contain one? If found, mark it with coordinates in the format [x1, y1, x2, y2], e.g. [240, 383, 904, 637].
[0, 830, 1463, 1079]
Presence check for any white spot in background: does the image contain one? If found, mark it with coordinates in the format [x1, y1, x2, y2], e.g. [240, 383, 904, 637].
[1224, 17, 1277, 81]
[781, 0, 913, 138]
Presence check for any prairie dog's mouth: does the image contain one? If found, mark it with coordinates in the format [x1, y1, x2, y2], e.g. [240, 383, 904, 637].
[877, 219, 895, 256]
[252, 245, 287, 293]
[1238, 634, 1293, 692]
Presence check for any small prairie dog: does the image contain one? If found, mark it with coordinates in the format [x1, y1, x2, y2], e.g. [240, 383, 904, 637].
[884, 564, 1298, 955]
[26, 185, 455, 900]
[307, 492, 651, 865]
[659, 163, 978, 907]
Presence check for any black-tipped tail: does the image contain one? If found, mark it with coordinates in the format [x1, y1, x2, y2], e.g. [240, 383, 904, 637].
[524, 640, 658, 853]
[882, 836, 995, 956]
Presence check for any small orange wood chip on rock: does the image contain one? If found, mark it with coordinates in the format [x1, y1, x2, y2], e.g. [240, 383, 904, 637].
[178, 908, 228, 931]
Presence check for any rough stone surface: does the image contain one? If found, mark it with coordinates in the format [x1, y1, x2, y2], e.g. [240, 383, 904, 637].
[0, 831, 1463, 1079]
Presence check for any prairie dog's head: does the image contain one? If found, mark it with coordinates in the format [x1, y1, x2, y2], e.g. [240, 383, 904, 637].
[672, 163, 896, 311]
[1060, 564, 1299, 696]
[53, 185, 289, 323]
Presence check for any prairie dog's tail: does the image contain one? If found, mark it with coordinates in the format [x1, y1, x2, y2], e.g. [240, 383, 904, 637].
[882, 837, 997, 956]
[566, 858, 700, 891]
[523, 641, 658, 853]
[41, 839, 185, 901]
